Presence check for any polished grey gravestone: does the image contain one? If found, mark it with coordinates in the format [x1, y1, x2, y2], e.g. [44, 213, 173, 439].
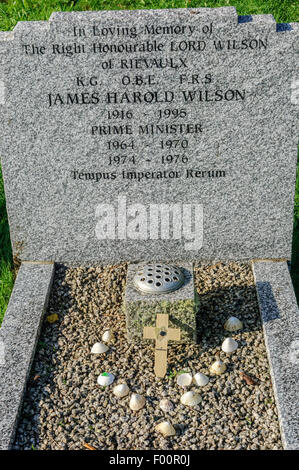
[0, 8, 298, 265]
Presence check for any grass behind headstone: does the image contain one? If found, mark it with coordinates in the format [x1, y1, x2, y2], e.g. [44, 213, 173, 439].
[0, 0, 298, 29]
[0, 166, 13, 325]
[0, 0, 298, 324]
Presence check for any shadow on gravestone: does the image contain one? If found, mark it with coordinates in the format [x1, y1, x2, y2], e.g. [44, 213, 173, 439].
[255, 281, 281, 322]
[238, 16, 253, 24]
[277, 23, 293, 32]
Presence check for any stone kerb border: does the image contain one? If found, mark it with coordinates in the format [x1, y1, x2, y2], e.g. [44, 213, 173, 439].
[0, 262, 54, 450]
[253, 260, 299, 450]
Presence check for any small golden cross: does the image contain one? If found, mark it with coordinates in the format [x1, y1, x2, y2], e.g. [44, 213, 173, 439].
[143, 313, 181, 378]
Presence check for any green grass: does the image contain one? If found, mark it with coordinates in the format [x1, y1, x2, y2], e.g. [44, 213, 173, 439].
[0, 0, 298, 28]
[0, 166, 14, 324]
[0, 0, 298, 324]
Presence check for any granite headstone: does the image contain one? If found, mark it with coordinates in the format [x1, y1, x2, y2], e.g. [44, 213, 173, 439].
[0, 7, 298, 264]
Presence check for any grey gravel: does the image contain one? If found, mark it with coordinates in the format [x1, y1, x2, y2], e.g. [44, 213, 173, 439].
[13, 261, 282, 450]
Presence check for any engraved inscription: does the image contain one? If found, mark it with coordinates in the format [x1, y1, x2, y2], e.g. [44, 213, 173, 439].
[19, 19, 270, 184]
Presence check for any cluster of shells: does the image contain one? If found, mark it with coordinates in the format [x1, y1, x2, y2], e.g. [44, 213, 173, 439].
[91, 329, 146, 411]
[174, 316, 243, 407]
[91, 328, 115, 354]
[91, 316, 243, 437]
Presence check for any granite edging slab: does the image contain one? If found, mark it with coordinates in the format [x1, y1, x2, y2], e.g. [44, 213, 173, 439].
[252, 260, 299, 450]
[0, 262, 55, 450]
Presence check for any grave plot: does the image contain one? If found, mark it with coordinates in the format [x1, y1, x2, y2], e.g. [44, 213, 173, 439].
[0, 7, 298, 450]
[13, 262, 282, 450]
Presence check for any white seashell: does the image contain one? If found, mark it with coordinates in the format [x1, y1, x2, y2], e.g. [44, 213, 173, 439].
[224, 316, 243, 332]
[159, 398, 174, 413]
[222, 337, 238, 353]
[193, 372, 209, 387]
[176, 372, 192, 387]
[102, 329, 115, 343]
[91, 342, 109, 354]
[210, 359, 227, 375]
[113, 383, 129, 398]
[97, 372, 115, 386]
[129, 393, 146, 411]
[155, 421, 176, 437]
[180, 391, 201, 407]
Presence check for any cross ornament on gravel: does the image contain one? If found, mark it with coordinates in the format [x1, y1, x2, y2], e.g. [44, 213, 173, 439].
[143, 314, 181, 377]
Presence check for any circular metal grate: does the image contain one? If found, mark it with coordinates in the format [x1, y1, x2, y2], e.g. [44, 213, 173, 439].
[133, 264, 185, 295]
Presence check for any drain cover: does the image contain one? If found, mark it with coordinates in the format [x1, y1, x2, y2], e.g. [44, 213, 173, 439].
[133, 264, 185, 295]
